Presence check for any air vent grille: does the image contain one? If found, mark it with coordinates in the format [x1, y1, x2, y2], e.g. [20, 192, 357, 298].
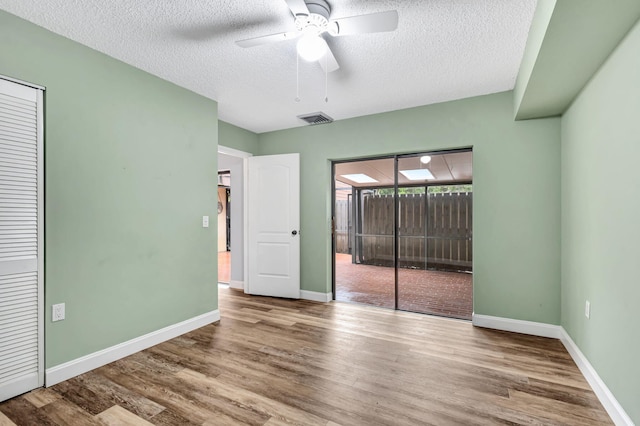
[297, 112, 334, 125]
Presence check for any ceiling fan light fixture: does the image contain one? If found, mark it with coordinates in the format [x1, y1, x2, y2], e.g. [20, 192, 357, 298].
[297, 34, 327, 62]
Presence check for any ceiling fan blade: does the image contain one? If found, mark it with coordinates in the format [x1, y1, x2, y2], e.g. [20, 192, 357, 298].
[329, 10, 399, 36]
[174, 17, 277, 41]
[319, 44, 340, 73]
[236, 31, 300, 48]
[285, 0, 310, 16]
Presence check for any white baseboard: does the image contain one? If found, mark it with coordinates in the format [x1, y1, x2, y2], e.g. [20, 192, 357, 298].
[559, 329, 633, 426]
[472, 314, 562, 338]
[45, 310, 220, 387]
[300, 290, 332, 302]
[229, 280, 244, 290]
[472, 314, 632, 425]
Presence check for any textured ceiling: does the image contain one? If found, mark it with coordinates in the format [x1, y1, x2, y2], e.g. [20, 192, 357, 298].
[0, 0, 537, 133]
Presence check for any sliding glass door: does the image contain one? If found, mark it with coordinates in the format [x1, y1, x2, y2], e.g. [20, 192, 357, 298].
[333, 150, 473, 320]
[334, 158, 396, 309]
[395, 153, 473, 319]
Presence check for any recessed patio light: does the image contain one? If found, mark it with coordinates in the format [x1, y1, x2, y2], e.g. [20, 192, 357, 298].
[341, 174, 378, 184]
[399, 169, 435, 181]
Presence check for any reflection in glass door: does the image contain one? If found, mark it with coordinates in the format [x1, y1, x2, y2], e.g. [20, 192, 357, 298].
[333, 150, 473, 320]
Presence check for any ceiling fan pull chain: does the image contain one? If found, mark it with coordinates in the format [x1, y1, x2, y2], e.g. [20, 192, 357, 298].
[324, 53, 329, 102]
[295, 52, 301, 102]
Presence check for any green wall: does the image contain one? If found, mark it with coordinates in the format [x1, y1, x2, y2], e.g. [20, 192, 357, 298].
[561, 19, 640, 424]
[0, 11, 219, 367]
[258, 92, 561, 324]
[219, 120, 258, 154]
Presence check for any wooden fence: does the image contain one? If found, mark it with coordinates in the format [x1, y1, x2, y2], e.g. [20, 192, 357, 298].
[336, 192, 472, 272]
[335, 198, 351, 254]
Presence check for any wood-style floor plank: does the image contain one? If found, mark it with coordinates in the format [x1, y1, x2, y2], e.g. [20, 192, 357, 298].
[21, 388, 61, 409]
[0, 411, 16, 426]
[0, 288, 612, 425]
[40, 399, 103, 426]
[96, 405, 155, 425]
[0, 398, 57, 426]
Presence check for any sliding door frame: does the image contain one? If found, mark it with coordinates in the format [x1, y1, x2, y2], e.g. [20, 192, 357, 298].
[331, 148, 472, 312]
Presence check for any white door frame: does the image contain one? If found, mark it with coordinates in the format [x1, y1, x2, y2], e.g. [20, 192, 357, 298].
[36, 85, 44, 389]
[217, 145, 251, 290]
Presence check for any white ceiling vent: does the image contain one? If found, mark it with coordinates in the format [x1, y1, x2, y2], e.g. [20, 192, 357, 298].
[297, 112, 334, 125]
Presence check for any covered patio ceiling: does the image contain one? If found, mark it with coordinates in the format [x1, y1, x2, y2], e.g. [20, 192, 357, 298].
[335, 151, 472, 188]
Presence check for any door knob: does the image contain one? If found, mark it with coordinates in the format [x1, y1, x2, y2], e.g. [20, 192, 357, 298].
[291, 230, 298, 236]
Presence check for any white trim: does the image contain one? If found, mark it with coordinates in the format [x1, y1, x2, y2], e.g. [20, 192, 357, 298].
[300, 290, 332, 303]
[218, 145, 253, 158]
[472, 314, 562, 338]
[0, 74, 46, 90]
[36, 87, 45, 388]
[45, 310, 219, 386]
[229, 280, 244, 290]
[560, 329, 633, 426]
[217, 145, 251, 292]
[243, 156, 249, 294]
[217, 145, 252, 295]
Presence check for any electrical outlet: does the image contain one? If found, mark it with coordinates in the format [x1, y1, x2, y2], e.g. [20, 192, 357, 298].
[52, 303, 65, 322]
[585, 300, 590, 319]
[202, 215, 209, 228]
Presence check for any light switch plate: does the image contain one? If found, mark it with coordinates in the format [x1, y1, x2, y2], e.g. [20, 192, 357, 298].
[202, 215, 209, 228]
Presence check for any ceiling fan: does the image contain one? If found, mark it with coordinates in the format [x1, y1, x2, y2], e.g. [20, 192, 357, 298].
[236, 0, 399, 73]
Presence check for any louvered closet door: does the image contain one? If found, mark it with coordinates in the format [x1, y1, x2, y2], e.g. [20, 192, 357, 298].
[0, 77, 44, 401]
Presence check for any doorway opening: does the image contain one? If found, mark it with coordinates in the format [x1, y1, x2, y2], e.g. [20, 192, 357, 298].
[217, 145, 251, 290]
[217, 171, 231, 284]
[332, 149, 473, 320]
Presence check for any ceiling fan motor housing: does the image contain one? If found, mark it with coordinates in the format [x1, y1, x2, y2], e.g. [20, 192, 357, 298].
[295, 0, 331, 34]
[236, 0, 398, 72]
[305, 0, 330, 19]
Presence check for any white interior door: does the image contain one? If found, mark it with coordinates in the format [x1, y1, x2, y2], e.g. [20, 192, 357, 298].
[0, 77, 44, 401]
[246, 153, 300, 298]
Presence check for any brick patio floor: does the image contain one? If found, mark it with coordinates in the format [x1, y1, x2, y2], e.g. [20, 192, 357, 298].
[219, 251, 472, 320]
[335, 253, 473, 320]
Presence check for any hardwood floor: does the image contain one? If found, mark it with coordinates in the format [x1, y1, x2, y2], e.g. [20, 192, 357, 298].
[0, 288, 611, 425]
